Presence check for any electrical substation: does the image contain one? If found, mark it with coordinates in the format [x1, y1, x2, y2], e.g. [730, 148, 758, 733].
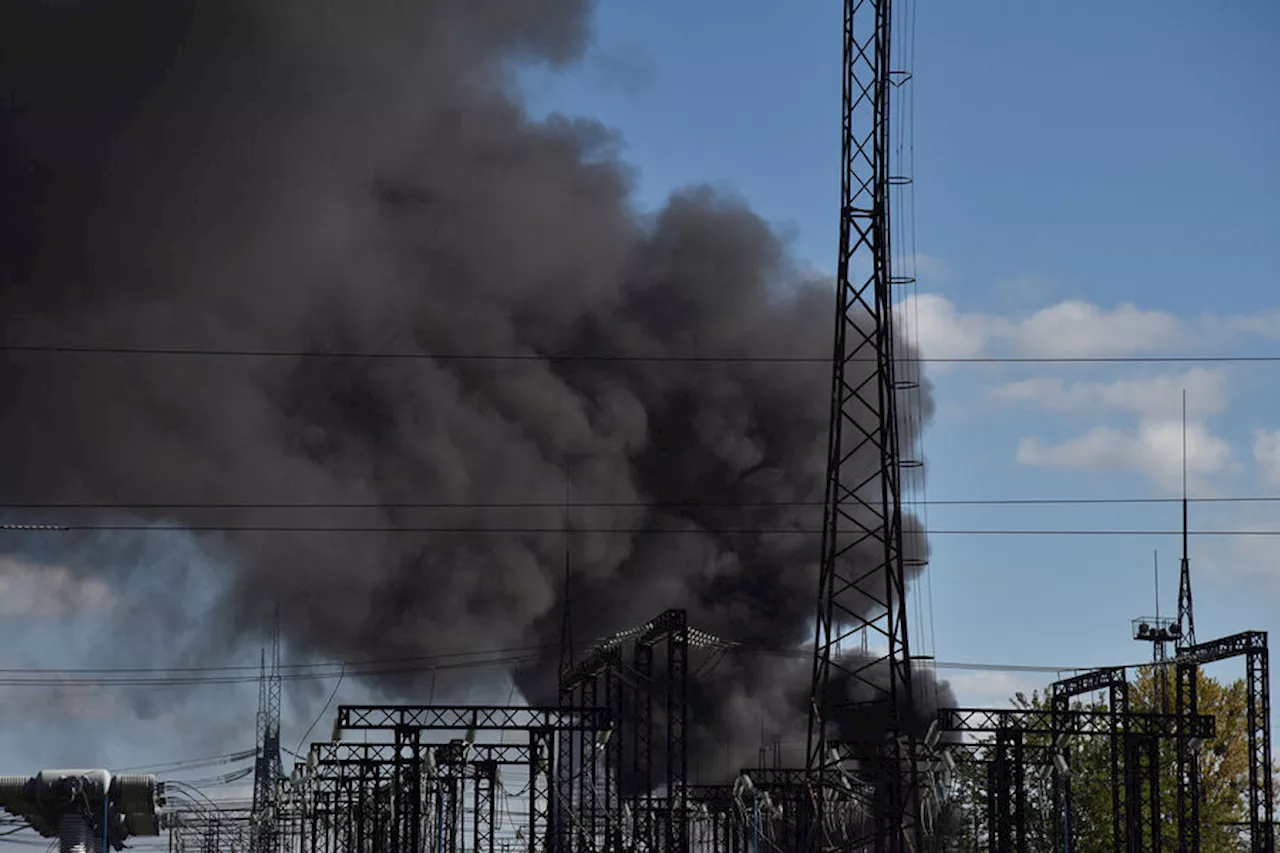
[0, 1, 1272, 852]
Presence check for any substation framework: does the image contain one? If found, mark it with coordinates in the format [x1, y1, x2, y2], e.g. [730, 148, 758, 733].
[168, 805, 254, 853]
[555, 608, 704, 853]
[938, 707, 1217, 853]
[1175, 631, 1274, 853]
[1050, 666, 1129, 853]
[165, 609, 864, 853]
[930, 630, 1274, 853]
[158, 627, 1271, 853]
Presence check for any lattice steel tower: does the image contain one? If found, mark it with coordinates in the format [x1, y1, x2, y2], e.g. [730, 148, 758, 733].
[806, 0, 921, 850]
[250, 616, 283, 853]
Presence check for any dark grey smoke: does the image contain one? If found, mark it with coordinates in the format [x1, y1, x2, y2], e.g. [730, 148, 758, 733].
[0, 0, 950, 777]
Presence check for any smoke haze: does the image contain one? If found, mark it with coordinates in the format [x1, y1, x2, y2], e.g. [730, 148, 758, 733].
[0, 0, 950, 777]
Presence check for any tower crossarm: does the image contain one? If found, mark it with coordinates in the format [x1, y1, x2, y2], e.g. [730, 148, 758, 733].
[1051, 667, 1127, 700]
[335, 704, 611, 732]
[1174, 630, 1266, 667]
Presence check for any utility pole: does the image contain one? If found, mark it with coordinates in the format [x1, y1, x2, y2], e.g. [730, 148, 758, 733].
[805, 0, 921, 850]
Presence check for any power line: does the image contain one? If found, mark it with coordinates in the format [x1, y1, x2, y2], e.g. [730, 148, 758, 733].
[0, 495, 1276, 510]
[3, 343, 1280, 365]
[0, 655, 537, 687]
[2, 523, 1277, 535]
[0, 648, 1123, 686]
[0, 646, 542, 675]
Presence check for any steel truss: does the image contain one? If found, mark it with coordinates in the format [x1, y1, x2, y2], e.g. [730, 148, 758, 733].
[557, 608, 700, 853]
[299, 741, 534, 853]
[1051, 667, 1129, 853]
[1123, 734, 1161, 853]
[167, 806, 254, 853]
[336, 705, 609, 732]
[559, 642, 624, 852]
[939, 708, 1213, 739]
[1175, 631, 1274, 853]
[806, 1, 920, 852]
[320, 703, 610, 852]
[938, 706, 1216, 853]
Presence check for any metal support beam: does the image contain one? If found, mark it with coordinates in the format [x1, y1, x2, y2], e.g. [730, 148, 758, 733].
[939, 707, 1213, 739]
[336, 705, 610, 732]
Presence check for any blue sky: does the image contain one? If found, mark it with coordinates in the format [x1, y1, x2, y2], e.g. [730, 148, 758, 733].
[0, 0, 1276, 801]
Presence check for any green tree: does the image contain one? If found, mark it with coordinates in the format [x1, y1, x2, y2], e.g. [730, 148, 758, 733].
[939, 669, 1267, 853]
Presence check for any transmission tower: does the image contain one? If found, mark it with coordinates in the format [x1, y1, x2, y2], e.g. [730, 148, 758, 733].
[805, 0, 921, 850]
[250, 613, 283, 853]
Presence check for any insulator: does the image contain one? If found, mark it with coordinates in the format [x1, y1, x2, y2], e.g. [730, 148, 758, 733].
[110, 775, 157, 814]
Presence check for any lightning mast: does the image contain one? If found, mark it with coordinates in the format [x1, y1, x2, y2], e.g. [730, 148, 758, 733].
[1175, 390, 1202, 853]
[250, 613, 283, 853]
[806, 0, 921, 850]
[1176, 391, 1195, 649]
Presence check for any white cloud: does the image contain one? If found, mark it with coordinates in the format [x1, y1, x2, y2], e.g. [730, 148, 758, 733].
[0, 557, 115, 617]
[899, 294, 1185, 360]
[1016, 420, 1232, 491]
[990, 369, 1229, 420]
[899, 293, 998, 359]
[1008, 300, 1182, 358]
[1253, 430, 1280, 485]
[900, 293, 1280, 361]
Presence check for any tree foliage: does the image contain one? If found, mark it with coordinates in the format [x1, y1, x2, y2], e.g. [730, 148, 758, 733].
[938, 667, 1268, 853]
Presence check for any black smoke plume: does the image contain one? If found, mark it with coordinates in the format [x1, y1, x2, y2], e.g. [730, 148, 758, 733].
[0, 0, 951, 777]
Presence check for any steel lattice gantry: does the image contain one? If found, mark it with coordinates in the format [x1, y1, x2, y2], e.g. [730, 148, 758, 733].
[938, 708, 1214, 739]
[1050, 667, 1129, 853]
[938, 706, 1216, 853]
[168, 805, 254, 853]
[1175, 631, 1274, 853]
[559, 642, 626, 852]
[806, 0, 920, 851]
[333, 704, 611, 853]
[557, 608, 706, 853]
[301, 741, 533, 853]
